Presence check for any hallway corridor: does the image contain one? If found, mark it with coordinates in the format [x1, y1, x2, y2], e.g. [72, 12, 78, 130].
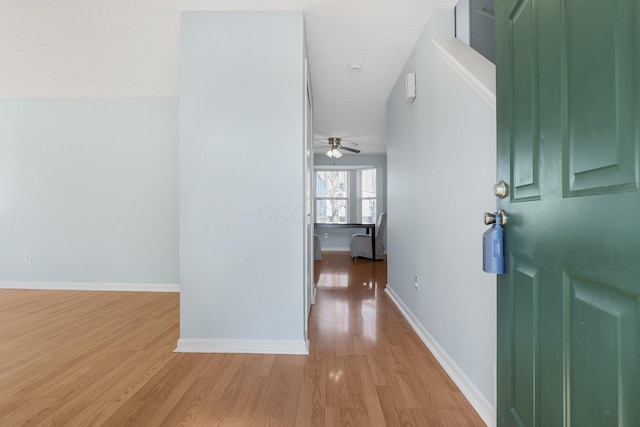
[308, 252, 484, 426]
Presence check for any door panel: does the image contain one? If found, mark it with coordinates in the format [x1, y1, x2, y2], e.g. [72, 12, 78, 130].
[497, 0, 640, 425]
[566, 274, 640, 426]
[563, 0, 637, 196]
[508, 0, 541, 202]
[511, 257, 541, 427]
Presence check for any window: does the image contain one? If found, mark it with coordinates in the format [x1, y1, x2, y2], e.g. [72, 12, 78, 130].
[315, 170, 349, 223]
[359, 168, 377, 223]
[314, 167, 380, 224]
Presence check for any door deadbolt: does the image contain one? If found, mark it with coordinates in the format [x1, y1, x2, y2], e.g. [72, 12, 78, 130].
[494, 181, 508, 198]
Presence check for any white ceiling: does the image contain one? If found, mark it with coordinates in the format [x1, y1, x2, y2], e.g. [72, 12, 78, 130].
[0, 0, 457, 154]
[175, 0, 456, 153]
[303, 0, 439, 154]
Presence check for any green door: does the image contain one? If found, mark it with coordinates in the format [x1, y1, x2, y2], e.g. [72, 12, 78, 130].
[496, 0, 639, 425]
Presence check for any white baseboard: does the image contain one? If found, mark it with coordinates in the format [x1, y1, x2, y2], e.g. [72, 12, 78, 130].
[385, 286, 495, 427]
[0, 281, 180, 292]
[175, 338, 310, 355]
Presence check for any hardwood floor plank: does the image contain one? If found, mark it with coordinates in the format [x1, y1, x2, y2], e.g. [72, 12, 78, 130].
[375, 385, 412, 427]
[365, 354, 388, 386]
[202, 354, 249, 402]
[224, 375, 267, 425]
[100, 354, 202, 426]
[353, 355, 386, 426]
[324, 356, 349, 408]
[0, 253, 485, 426]
[248, 358, 304, 426]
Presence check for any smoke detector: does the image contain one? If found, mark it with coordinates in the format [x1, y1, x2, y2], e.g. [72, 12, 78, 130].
[348, 64, 362, 74]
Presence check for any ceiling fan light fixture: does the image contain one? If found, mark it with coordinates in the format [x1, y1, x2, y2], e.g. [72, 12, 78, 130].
[325, 148, 343, 159]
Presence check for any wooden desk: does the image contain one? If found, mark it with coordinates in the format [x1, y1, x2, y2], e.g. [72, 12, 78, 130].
[314, 223, 378, 260]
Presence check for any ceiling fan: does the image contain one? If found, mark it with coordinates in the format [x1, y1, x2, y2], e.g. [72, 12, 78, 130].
[314, 137, 361, 158]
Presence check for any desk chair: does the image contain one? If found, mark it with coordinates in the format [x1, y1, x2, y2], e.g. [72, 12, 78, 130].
[314, 234, 322, 260]
[350, 212, 386, 260]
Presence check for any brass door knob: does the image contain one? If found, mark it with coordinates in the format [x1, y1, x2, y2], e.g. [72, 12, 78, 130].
[484, 212, 497, 225]
[484, 210, 508, 226]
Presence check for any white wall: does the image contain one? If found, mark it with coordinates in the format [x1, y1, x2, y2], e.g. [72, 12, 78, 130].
[386, 8, 496, 425]
[178, 11, 307, 353]
[0, 0, 179, 98]
[0, 1, 181, 289]
[0, 98, 179, 286]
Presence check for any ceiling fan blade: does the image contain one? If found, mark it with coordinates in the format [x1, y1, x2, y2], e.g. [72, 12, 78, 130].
[341, 146, 360, 153]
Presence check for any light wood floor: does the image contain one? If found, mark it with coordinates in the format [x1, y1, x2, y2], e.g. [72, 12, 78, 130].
[0, 252, 484, 426]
